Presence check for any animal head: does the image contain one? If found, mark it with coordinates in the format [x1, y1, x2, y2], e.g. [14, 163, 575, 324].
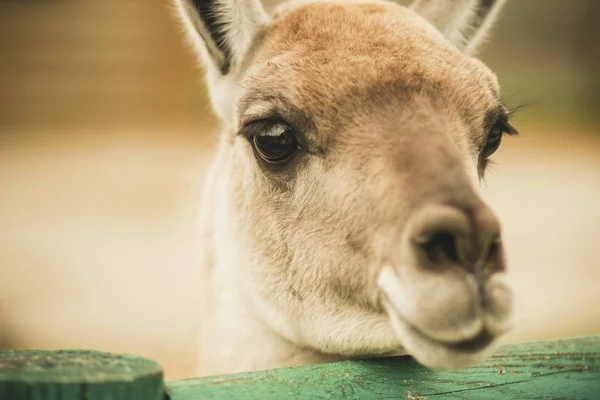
[175, 0, 516, 369]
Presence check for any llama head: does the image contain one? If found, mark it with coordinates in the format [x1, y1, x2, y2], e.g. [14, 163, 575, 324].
[175, 0, 515, 369]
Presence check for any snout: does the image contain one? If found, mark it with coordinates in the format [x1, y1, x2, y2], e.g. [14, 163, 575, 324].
[378, 203, 513, 369]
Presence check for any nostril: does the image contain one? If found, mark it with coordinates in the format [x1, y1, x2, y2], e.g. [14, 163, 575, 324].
[409, 205, 469, 266]
[487, 240, 499, 263]
[420, 231, 460, 265]
[482, 237, 504, 273]
[408, 204, 504, 269]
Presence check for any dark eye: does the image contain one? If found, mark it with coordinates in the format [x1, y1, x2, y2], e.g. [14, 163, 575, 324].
[482, 123, 504, 159]
[478, 116, 518, 177]
[252, 122, 298, 164]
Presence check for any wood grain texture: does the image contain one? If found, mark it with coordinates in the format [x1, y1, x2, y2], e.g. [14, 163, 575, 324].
[0, 350, 164, 400]
[167, 336, 600, 399]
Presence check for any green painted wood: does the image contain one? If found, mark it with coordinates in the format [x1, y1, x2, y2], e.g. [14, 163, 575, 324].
[168, 336, 600, 400]
[0, 350, 165, 400]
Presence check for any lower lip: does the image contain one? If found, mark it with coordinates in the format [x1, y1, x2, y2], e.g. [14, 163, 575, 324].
[384, 295, 495, 354]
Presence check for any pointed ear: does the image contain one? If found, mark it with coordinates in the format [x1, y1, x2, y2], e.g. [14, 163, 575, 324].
[410, 0, 508, 54]
[174, 0, 270, 74]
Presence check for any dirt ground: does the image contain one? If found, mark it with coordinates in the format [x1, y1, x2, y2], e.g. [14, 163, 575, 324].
[1, 122, 599, 380]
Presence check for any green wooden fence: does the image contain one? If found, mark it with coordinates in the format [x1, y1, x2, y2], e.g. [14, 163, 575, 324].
[1, 336, 599, 399]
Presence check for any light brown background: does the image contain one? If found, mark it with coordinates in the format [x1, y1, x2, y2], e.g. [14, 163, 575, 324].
[1, 0, 599, 380]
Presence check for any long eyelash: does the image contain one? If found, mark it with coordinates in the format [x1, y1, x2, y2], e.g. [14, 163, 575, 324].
[501, 121, 519, 136]
[485, 159, 498, 173]
[502, 95, 535, 119]
[507, 102, 532, 116]
[478, 159, 487, 180]
[478, 158, 498, 181]
[499, 98, 532, 137]
[239, 119, 282, 139]
[501, 94, 537, 114]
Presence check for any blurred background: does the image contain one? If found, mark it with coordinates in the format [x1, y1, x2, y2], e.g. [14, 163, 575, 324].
[0, 0, 599, 380]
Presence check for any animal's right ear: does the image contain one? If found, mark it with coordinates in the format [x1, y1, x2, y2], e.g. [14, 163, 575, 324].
[173, 0, 270, 74]
[410, 0, 508, 54]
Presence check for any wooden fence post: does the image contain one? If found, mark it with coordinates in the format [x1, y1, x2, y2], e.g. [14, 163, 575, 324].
[0, 350, 164, 400]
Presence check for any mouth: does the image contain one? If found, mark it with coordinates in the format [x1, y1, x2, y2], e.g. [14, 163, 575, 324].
[449, 330, 495, 352]
[378, 267, 501, 369]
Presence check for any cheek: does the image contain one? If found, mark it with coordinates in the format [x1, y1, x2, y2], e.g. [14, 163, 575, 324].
[226, 142, 288, 274]
[285, 164, 385, 292]
[241, 161, 366, 282]
[230, 138, 273, 209]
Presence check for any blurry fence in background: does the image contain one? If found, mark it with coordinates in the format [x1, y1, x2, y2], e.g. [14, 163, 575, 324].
[479, 0, 599, 124]
[0, 0, 213, 130]
[0, 0, 597, 131]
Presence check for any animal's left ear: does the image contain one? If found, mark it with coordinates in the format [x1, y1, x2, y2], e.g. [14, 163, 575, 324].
[173, 0, 270, 74]
[410, 0, 508, 54]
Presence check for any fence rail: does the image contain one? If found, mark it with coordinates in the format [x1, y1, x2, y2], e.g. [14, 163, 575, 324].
[1, 336, 599, 399]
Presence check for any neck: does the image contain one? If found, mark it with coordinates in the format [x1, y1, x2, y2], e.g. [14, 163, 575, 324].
[197, 261, 337, 376]
[195, 139, 336, 377]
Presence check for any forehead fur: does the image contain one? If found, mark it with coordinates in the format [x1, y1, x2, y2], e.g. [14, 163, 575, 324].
[239, 1, 500, 139]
